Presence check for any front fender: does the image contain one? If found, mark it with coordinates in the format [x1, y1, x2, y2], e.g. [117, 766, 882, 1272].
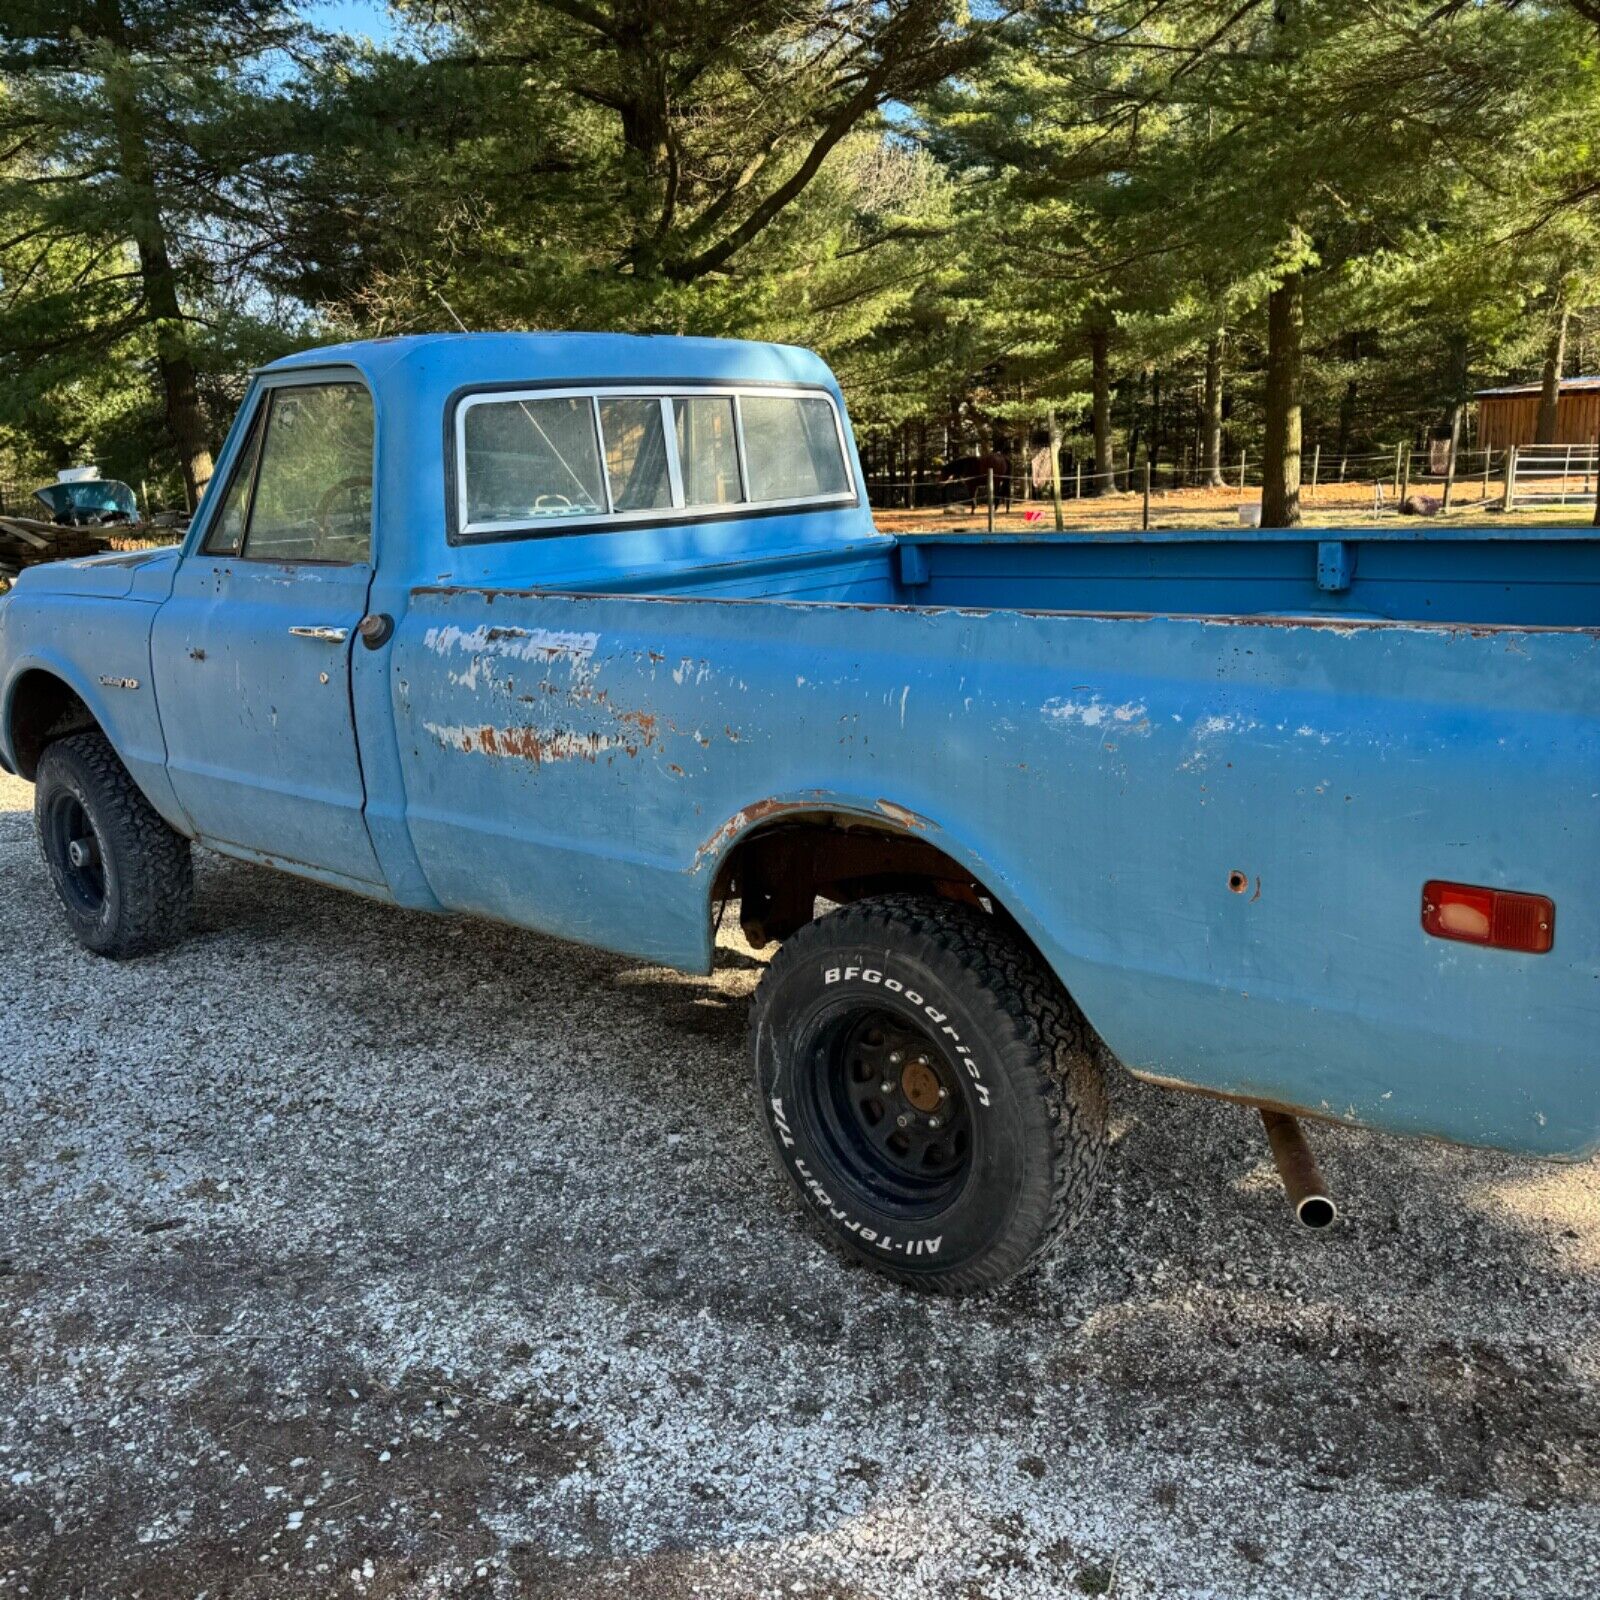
[0, 595, 190, 833]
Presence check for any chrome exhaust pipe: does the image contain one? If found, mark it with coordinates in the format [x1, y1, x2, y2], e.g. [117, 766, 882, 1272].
[1259, 1109, 1337, 1228]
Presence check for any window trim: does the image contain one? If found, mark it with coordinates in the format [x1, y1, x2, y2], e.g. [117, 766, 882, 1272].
[451, 381, 856, 543]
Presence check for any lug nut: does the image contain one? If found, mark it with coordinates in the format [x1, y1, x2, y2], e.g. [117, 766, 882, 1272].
[888, 1051, 903, 1066]
[929, 1116, 943, 1129]
[937, 1086, 948, 1100]
[880, 1081, 894, 1095]
[896, 1115, 908, 1128]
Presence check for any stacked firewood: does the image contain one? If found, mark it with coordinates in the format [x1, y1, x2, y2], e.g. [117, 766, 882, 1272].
[0, 517, 115, 588]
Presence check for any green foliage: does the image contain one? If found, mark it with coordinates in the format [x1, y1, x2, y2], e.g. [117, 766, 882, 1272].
[2, 1, 1600, 493]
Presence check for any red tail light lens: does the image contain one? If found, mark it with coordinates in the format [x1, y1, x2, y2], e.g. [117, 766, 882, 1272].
[1422, 881, 1554, 954]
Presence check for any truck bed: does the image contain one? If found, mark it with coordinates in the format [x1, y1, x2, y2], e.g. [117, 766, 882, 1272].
[394, 520, 1600, 1159]
[566, 524, 1600, 629]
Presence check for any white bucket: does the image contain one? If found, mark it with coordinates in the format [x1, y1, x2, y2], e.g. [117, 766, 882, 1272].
[1238, 502, 1262, 528]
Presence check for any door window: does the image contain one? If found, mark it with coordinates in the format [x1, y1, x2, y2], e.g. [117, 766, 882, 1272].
[242, 384, 374, 563]
[199, 382, 373, 563]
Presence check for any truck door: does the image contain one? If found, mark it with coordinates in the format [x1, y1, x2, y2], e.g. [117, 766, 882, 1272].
[150, 375, 384, 886]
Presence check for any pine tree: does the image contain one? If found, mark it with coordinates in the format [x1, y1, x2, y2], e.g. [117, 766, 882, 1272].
[0, 3, 303, 504]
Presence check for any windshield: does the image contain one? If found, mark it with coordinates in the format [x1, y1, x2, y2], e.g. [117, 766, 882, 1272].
[32, 480, 139, 522]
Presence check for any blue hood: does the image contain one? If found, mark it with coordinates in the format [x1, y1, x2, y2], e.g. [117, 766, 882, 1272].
[10, 544, 180, 601]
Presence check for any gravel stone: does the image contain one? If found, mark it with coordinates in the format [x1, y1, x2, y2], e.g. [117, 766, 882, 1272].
[2, 765, 1598, 1597]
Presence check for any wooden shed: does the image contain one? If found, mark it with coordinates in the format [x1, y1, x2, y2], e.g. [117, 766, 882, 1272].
[1475, 375, 1600, 451]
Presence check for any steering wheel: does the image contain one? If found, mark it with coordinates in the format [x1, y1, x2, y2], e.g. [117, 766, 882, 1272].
[315, 475, 371, 541]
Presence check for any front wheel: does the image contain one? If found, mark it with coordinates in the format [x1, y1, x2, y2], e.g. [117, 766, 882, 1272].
[34, 731, 193, 958]
[749, 894, 1108, 1294]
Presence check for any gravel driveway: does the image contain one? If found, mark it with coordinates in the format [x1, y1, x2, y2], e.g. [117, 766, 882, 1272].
[3, 765, 1598, 1599]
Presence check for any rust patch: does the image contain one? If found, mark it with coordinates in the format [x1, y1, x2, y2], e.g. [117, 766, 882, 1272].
[691, 798, 815, 873]
[875, 798, 934, 831]
[615, 708, 659, 743]
[438, 724, 635, 766]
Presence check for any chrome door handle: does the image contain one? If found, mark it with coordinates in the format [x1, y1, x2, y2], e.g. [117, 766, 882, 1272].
[288, 625, 349, 643]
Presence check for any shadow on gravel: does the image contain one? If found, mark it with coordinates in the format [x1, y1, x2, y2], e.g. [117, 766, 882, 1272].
[2, 844, 1597, 1597]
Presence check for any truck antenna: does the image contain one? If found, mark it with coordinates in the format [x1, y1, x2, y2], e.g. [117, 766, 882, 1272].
[433, 289, 470, 332]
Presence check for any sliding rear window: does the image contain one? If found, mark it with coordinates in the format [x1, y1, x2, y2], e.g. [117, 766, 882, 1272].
[454, 385, 853, 540]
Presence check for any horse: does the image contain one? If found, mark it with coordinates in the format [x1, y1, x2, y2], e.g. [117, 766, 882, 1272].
[938, 448, 1013, 514]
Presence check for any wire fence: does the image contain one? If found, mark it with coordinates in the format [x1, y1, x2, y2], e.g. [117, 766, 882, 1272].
[858, 442, 1595, 527]
[866, 445, 1516, 503]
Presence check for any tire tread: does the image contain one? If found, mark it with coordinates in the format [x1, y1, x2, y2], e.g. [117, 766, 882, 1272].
[750, 893, 1108, 1294]
[35, 731, 192, 958]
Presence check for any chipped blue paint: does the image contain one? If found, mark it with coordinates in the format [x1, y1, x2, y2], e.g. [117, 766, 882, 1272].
[2, 332, 1597, 1159]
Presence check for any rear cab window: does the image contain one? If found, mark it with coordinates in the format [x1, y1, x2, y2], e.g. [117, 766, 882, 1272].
[453, 385, 854, 541]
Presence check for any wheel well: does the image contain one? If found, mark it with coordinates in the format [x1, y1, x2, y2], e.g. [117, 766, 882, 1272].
[6, 670, 99, 780]
[711, 812, 1045, 966]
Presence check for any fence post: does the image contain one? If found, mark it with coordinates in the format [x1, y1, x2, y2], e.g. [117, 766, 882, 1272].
[1339, 455, 1348, 482]
[1441, 412, 1461, 514]
[1074, 459, 1082, 501]
[1483, 448, 1491, 502]
[1393, 442, 1403, 499]
[1563, 444, 1574, 507]
[1237, 449, 1247, 491]
[986, 468, 996, 534]
[1047, 409, 1065, 533]
[1142, 460, 1151, 530]
[1503, 444, 1517, 512]
[1399, 448, 1410, 505]
[1309, 443, 1320, 502]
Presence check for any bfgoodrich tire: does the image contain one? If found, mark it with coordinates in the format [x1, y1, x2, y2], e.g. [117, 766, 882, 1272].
[749, 894, 1108, 1294]
[34, 731, 193, 958]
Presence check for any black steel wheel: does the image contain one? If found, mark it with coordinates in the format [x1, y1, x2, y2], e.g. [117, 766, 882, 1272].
[40, 788, 108, 918]
[750, 893, 1108, 1294]
[807, 1009, 973, 1215]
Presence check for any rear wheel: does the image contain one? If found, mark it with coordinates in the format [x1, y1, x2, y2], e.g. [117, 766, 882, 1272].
[749, 894, 1108, 1294]
[34, 731, 193, 958]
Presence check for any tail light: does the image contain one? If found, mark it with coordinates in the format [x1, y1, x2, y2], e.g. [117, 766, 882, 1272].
[1422, 880, 1554, 954]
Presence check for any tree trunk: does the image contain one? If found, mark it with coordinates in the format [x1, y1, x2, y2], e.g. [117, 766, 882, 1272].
[96, 3, 213, 507]
[1536, 303, 1569, 444]
[1202, 333, 1225, 487]
[1088, 323, 1113, 497]
[1261, 271, 1304, 529]
[612, 14, 677, 268]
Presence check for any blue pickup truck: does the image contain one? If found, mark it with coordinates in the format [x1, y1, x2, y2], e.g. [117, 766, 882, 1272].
[2, 333, 1595, 1292]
